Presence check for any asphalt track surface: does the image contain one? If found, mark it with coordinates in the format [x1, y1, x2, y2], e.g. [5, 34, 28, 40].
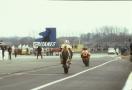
[0, 55, 131, 90]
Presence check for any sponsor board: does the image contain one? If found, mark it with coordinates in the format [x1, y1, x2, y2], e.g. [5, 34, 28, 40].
[33, 27, 56, 48]
[33, 42, 56, 48]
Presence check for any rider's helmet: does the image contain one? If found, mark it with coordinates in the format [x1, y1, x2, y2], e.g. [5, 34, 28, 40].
[64, 40, 70, 44]
[82, 47, 87, 50]
[61, 40, 72, 49]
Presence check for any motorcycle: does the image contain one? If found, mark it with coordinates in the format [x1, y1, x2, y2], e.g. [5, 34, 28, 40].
[130, 55, 132, 62]
[82, 57, 90, 67]
[81, 53, 90, 67]
[63, 61, 70, 74]
[60, 49, 71, 74]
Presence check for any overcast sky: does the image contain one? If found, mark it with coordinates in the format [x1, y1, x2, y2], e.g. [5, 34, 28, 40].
[0, 0, 132, 38]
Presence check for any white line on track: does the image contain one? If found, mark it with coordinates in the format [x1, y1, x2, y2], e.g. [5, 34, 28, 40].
[31, 58, 119, 90]
[122, 72, 132, 90]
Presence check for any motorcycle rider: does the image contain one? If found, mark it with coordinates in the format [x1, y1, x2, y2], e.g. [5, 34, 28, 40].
[61, 46, 69, 64]
[67, 48, 73, 64]
[60, 40, 73, 72]
[81, 48, 91, 66]
[60, 40, 73, 64]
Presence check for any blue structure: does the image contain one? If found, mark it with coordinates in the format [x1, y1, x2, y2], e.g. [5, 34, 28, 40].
[34, 28, 56, 48]
[36, 28, 56, 42]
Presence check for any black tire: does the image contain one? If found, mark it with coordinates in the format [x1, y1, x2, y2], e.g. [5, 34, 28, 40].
[63, 65, 68, 74]
[82, 58, 89, 67]
[130, 55, 132, 62]
[84, 60, 89, 67]
[86, 60, 89, 66]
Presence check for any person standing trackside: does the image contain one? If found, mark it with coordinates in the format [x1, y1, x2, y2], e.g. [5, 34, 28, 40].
[130, 42, 132, 62]
[1, 46, 5, 60]
[14, 48, 18, 58]
[8, 46, 12, 60]
[37, 46, 43, 59]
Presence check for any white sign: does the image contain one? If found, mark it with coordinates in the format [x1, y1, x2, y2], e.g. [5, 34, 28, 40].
[33, 42, 56, 48]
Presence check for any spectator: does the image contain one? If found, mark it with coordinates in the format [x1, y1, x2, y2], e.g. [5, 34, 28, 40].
[1, 46, 5, 60]
[14, 48, 18, 58]
[8, 46, 12, 60]
[37, 46, 43, 59]
[130, 43, 132, 62]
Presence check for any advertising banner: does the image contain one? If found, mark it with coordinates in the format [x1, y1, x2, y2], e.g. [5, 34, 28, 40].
[33, 28, 56, 48]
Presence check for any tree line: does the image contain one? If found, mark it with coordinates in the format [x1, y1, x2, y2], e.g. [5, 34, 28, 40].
[80, 26, 132, 49]
[0, 26, 131, 49]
